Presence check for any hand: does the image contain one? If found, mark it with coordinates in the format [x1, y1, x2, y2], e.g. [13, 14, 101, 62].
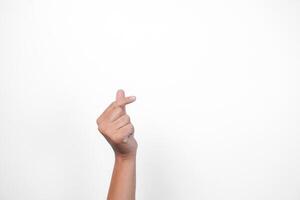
[97, 89, 137, 159]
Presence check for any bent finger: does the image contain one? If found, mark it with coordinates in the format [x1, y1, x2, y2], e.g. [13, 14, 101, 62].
[109, 107, 125, 122]
[116, 123, 135, 143]
[116, 96, 136, 107]
[112, 114, 131, 129]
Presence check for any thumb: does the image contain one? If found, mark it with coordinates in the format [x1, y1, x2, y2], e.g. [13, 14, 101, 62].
[116, 89, 127, 111]
[116, 89, 125, 103]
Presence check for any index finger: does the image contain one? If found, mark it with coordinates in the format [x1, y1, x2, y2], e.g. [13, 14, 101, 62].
[115, 96, 136, 107]
[103, 96, 136, 114]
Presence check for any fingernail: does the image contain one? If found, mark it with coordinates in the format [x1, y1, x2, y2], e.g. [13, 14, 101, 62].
[130, 96, 136, 101]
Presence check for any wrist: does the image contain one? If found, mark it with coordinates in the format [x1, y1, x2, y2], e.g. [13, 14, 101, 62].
[115, 152, 137, 162]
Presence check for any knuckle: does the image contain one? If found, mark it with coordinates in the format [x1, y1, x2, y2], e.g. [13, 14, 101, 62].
[97, 113, 106, 124]
[111, 134, 122, 144]
[98, 123, 109, 135]
[114, 107, 122, 115]
[124, 114, 130, 122]
[98, 126, 102, 133]
[98, 124, 105, 133]
[96, 116, 102, 125]
[128, 123, 134, 132]
[114, 101, 122, 108]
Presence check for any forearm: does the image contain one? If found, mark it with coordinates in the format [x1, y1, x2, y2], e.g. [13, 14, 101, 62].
[107, 154, 136, 200]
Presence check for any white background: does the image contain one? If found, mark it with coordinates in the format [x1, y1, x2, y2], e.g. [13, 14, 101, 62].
[1, 0, 300, 199]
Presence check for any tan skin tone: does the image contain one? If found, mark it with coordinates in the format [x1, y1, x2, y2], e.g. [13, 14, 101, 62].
[96, 89, 137, 200]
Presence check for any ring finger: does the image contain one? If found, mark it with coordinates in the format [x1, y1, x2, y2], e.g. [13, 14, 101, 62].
[112, 114, 130, 130]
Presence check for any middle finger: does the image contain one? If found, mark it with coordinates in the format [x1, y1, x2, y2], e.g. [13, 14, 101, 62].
[108, 106, 125, 122]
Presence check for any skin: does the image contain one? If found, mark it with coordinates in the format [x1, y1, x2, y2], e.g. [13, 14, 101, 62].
[96, 89, 137, 200]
